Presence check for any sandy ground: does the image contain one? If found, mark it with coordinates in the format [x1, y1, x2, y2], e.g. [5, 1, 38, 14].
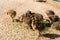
[0, 0, 60, 40]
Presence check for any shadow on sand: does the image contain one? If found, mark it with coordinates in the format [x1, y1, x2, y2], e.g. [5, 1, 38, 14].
[42, 33, 60, 39]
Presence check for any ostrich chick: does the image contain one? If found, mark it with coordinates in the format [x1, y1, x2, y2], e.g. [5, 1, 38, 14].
[31, 16, 45, 33]
[7, 9, 16, 22]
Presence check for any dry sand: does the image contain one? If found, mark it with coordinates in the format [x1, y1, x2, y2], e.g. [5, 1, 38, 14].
[0, 0, 60, 40]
